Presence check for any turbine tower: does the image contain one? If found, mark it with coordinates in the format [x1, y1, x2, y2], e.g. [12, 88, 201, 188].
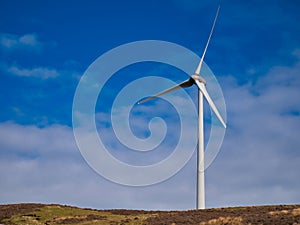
[138, 5, 226, 209]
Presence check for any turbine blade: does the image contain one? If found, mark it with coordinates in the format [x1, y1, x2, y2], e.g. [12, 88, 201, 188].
[195, 80, 226, 128]
[138, 79, 193, 104]
[195, 5, 220, 75]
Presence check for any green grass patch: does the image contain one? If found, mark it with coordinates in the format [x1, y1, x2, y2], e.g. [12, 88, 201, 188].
[3, 205, 157, 225]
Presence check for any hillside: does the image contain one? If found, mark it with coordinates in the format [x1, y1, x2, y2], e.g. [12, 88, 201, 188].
[0, 203, 299, 225]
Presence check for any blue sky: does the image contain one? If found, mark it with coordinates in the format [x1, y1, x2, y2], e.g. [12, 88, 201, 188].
[0, 0, 300, 210]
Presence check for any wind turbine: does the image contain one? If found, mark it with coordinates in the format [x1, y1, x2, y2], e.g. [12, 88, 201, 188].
[138, 5, 226, 209]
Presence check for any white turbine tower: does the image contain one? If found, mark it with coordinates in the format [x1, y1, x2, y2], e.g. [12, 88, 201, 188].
[138, 5, 226, 209]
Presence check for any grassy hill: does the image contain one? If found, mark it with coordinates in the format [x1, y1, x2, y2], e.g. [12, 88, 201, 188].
[0, 203, 299, 225]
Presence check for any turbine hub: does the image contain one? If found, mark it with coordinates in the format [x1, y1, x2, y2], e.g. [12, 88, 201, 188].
[191, 74, 206, 85]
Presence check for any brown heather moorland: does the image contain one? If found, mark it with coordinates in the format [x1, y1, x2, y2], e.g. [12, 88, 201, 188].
[0, 203, 300, 225]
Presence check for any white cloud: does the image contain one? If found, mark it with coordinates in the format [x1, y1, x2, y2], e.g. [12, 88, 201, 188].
[0, 33, 42, 51]
[0, 122, 196, 210]
[1, 63, 81, 79]
[205, 56, 300, 208]
[0, 122, 76, 158]
[7, 65, 59, 79]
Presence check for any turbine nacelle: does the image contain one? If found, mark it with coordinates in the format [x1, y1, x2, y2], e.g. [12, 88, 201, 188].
[191, 74, 206, 85]
[138, 72, 226, 128]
